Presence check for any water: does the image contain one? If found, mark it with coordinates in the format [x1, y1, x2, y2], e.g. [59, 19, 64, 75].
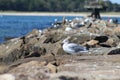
[0, 15, 119, 43]
[0, 15, 81, 43]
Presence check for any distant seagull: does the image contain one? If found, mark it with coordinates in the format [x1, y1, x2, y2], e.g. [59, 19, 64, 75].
[109, 18, 113, 23]
[62, 37, 88, 54]
[65, 26, 73, 31]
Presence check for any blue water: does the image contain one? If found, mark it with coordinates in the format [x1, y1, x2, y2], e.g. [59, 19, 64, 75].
[0, 15, 120, 43]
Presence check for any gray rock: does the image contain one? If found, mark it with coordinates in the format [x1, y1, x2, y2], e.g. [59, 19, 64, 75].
[0, 74, 15, 80]
[9, 61, 50, 80]
[108, 48, 120, 55]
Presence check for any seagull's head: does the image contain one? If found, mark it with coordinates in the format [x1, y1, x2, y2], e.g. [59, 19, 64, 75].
[62, 36, 71, 44]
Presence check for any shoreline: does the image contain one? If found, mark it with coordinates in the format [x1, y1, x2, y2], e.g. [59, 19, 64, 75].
[0, 12, 120, 17]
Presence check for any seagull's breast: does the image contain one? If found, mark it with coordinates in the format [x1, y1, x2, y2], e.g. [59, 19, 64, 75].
[63, 43, 76, 54]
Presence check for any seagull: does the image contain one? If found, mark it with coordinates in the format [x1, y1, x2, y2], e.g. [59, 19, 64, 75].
[62, 37, 88, 54]
[65, 26, 73, 31]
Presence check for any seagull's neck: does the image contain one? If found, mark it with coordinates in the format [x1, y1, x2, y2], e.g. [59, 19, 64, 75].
[64, 41, 69, 44]
[63, 39, 69, 44]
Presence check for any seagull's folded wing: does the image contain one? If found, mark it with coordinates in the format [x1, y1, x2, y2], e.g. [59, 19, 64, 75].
[68, 43, 85, 52]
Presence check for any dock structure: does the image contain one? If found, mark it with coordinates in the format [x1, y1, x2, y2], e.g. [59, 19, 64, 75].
[84, 0, 108, 19]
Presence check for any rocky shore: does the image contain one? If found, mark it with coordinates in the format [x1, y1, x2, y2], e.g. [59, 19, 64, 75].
[0, 16, 120, 80]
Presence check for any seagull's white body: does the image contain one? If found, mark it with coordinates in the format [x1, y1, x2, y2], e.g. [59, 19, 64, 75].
[65, 26, 73, 31]
[62, 38, 88, 54]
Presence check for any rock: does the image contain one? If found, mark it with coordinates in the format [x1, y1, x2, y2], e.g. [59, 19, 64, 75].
[87, 27, 100, 34]
[103, 27, 113, 36]
[117, 43, 120, 48]
[0, 74, 15, 80]
[0, 17, 120, 80]
[26, 37, 38, 45]
[99, 43, 111, 48]
[26, 29, 40, 39]
[24, 45, 46, 58]
[107, 22, 115, 27]
[0, 38, 22, 57]
[46, 63, 57, 73]
[68, 34, 92, 44]
[108, 35, 120, 47]
[34, 35, 65, 55]
[0, 38, 23, 64]
[56, 55, 120, 80]
[51, 70, 120, 80]
[50, 72, 86, 80]
[57, 48, 67, 55]
[43, 32, 63, 43]
[4, 36, 16, 41]
[9, 61, 50, 80]
[94, 36, 108, 43]
[106, 38, 116, 47]
[1, 49, 23, 64]
[89, 47, 110, 55]
[114, 27, 120, 38]
[0, 65, 9, 74]
[86, 39, 99, 46]
[108, 48, 120, 55]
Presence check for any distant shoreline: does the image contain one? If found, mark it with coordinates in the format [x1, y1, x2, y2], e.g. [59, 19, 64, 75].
[0, 12, 120, 17]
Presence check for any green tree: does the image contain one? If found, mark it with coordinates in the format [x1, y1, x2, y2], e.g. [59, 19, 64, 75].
[0, 0, 119, 12]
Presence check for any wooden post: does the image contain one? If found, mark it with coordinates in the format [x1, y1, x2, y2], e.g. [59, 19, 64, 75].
[91, 8, 101, 19]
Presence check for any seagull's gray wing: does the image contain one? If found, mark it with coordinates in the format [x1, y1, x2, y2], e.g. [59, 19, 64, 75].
[69, 43, 85, 52]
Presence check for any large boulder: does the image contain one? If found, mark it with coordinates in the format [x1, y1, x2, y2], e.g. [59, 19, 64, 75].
[0, 38, 23, 64]
[9, 61, 50, 80]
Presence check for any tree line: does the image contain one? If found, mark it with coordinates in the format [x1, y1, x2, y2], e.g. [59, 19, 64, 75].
[0, 0, 119, 12]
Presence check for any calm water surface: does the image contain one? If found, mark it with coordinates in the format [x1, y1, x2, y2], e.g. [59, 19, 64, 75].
[0, 15, 119, 43]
